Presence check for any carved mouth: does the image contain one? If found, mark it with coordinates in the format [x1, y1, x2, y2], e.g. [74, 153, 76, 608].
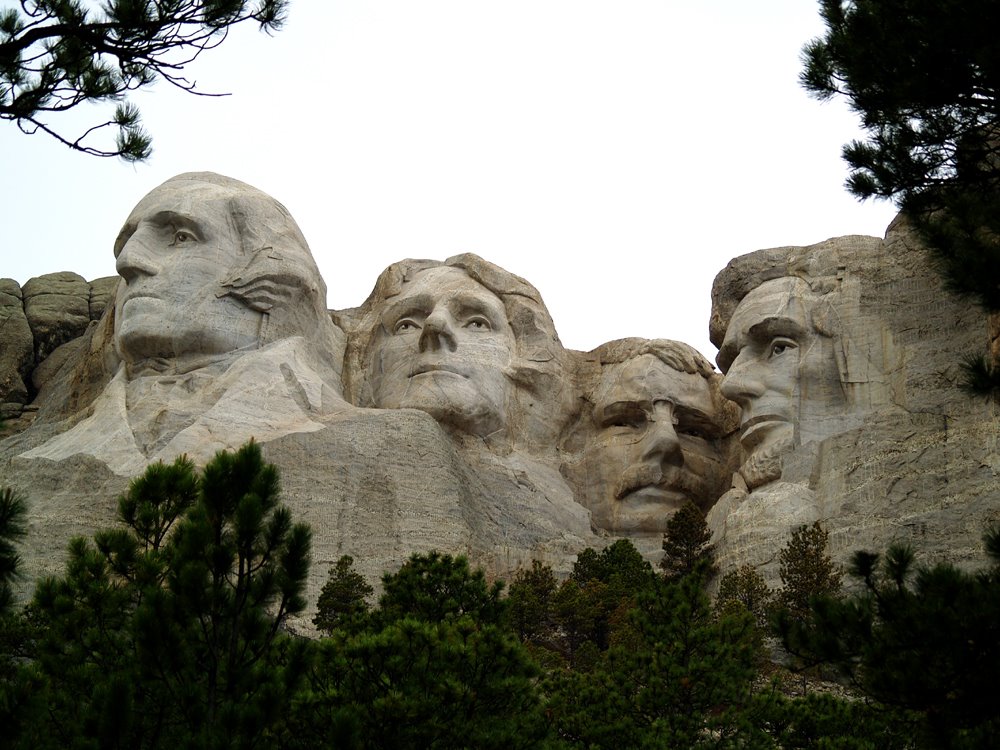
[409, 363, 468, 379]
[739, 415, 791, 446]
[618, 483, 689, 507]
[616, 466, 689, 503]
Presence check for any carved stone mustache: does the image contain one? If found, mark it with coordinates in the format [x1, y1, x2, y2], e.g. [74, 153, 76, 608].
[614, 463, 704, 501]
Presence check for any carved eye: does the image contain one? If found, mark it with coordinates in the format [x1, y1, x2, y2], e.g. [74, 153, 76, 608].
[394, 318, 421, 334]
[602, 409, 647, 431]
[171, 228, 197, 246]
[464, 316, 492, 331]
[678, 424, 709, 440]
[769, 338, 796, 358]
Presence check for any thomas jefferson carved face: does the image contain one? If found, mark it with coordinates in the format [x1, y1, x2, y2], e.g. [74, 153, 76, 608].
[368, 266, 516, 436]
[717, 276, 844, 482]
[114, 180, 262, 371]
[578, 354, 727, 533]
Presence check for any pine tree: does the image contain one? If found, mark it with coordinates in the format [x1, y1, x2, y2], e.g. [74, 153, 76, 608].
[801, 0, 1000, 396]
[545, 558, 764, 748]
[313, 555, 373, 635]
[779, 526, 1000, 748]
[776, 521, 842, 623]
[0, 0, 288, 160]
[660, 500, 716, 581]
[715, 563, 773, 630]
[285, 551, 547, 750]
[19, 442, 312, 748]
[505, 560, 559, 654]
[0, 487, 27, 616]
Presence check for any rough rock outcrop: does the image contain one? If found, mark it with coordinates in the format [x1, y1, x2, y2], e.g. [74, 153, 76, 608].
[0, 279, 34, 416]
[0, 273, 117, 431]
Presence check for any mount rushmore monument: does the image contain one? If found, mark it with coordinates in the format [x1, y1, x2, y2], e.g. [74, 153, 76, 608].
[2, 172, 997, 620]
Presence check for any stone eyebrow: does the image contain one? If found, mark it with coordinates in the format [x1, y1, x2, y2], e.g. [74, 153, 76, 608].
[673, 402, 720, 434]
[746, 315, 808, 342]
[380, 294, 433, 326]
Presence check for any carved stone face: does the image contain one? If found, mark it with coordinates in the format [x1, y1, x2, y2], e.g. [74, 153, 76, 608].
[578, 354, 725, 533]
[114, 180, 261, 370]
[368, 266, 515, 436]
[717, 276, 843, 475]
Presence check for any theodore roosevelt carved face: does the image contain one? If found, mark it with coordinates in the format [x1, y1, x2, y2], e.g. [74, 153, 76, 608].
[566, 340, 736, 534]
[368, 266, 516, 437]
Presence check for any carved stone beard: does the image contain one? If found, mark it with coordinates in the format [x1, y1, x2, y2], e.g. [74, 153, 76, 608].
[738, 431, 795, 491]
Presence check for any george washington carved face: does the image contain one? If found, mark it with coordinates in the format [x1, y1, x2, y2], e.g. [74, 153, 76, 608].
[114, 179, 263, 370]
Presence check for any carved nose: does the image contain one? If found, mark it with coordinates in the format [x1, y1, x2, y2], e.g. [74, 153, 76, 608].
[116, 232, 159, 283]
[641, 408, 682, 466]
[418, 311, 457, 353]
[720, 354, 764, 405]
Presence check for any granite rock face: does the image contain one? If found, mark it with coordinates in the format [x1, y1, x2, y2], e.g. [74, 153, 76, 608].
[0, 273, 117, 430]
[2, 172, 997, 626]
[707, 219, 999, 583]
[0, 173, 601, 630]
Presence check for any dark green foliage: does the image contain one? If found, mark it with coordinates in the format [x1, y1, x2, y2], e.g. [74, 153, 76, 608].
[376, 550, 504, 625]
[312, 555, 373, 635]
[754, 691, 911, 750]
[286, 551, 547, 750]
[0, 487, 27, 615]
[536, 540, 660, 668]
[780, 526, 1000, 748]
[571, 538, 658, 590]
[777, 521, 843, 622]
[545, 559, 764, 748]
[12, 442, 312, 749]
[802, 0, 1000, 396]
[0, 0, 288, 160]
[715, 563, 774, 630]
[660, 500, 717, 581]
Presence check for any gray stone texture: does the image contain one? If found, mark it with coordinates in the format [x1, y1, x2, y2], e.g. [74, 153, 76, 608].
[708, 217, 999, 584]
[2, 173, 997, 628]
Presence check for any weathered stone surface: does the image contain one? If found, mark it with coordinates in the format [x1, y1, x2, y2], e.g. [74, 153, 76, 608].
[0, 278, 33, 406]
[560, 338, 739, 536]
[1, 406, 596, 630]
[708, 219, 999, 583]
[1, 174, 600, 624]
[22, 271, 91, 361]
[88, 275, 118, 320]
[4, 173, 997, 622]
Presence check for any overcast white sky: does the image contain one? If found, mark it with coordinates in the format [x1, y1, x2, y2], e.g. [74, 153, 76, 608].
[2, 1, 898, 360]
